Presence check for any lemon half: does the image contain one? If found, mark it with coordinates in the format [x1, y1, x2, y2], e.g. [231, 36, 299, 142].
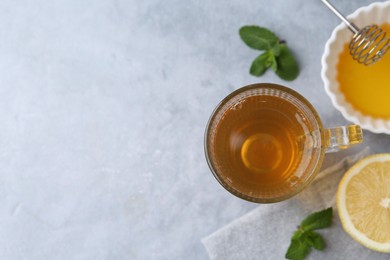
[337, 153, 390, 253]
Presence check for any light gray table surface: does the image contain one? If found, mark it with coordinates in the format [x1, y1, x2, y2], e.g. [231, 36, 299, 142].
[2, 0, 390, 259]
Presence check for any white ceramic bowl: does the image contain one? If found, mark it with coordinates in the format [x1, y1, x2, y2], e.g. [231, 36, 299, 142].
[322, 1, 390, 134]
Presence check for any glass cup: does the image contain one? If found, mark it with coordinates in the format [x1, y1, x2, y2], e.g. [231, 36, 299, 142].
[204, 83, 363, 203]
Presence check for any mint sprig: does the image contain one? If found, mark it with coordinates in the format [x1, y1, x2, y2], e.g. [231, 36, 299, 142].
[239, 25, 299, 81]
[285, 207, 333, 260]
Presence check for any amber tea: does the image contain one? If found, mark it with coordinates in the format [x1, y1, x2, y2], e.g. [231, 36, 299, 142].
[214, 95, 307, 185]
[205, 83, 362, 203]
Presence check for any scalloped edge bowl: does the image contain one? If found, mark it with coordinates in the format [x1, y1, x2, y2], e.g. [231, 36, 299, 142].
[322, 1, 390, 134]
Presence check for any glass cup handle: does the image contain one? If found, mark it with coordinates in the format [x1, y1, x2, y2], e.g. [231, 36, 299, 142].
[324, 125, 363, 153]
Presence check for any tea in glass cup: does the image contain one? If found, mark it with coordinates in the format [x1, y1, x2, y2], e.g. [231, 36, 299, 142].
[205, 83, 362, 203]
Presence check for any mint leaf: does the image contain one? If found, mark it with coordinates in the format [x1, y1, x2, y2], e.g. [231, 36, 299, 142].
[275, 44, 299, 81]
[291, 230, 304, 241]
[285, 208, 332, 260]
[270, 43, 281, 56]
[250, 52, 270, 76]
[285, 238, 312, 260]
[306, 231, 325, 251]
[301, 207, 333, 231]
[270, 54, 278, 72]
[239, 26, 278, 50]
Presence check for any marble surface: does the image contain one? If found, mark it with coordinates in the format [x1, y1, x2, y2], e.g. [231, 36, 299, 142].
[1, 0, 390, 259]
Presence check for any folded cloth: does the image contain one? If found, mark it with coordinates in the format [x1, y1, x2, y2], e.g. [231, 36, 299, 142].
[202, 147, 390, 260]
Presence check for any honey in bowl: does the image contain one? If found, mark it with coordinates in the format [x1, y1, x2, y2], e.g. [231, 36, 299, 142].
[337, 23, 390, 119]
